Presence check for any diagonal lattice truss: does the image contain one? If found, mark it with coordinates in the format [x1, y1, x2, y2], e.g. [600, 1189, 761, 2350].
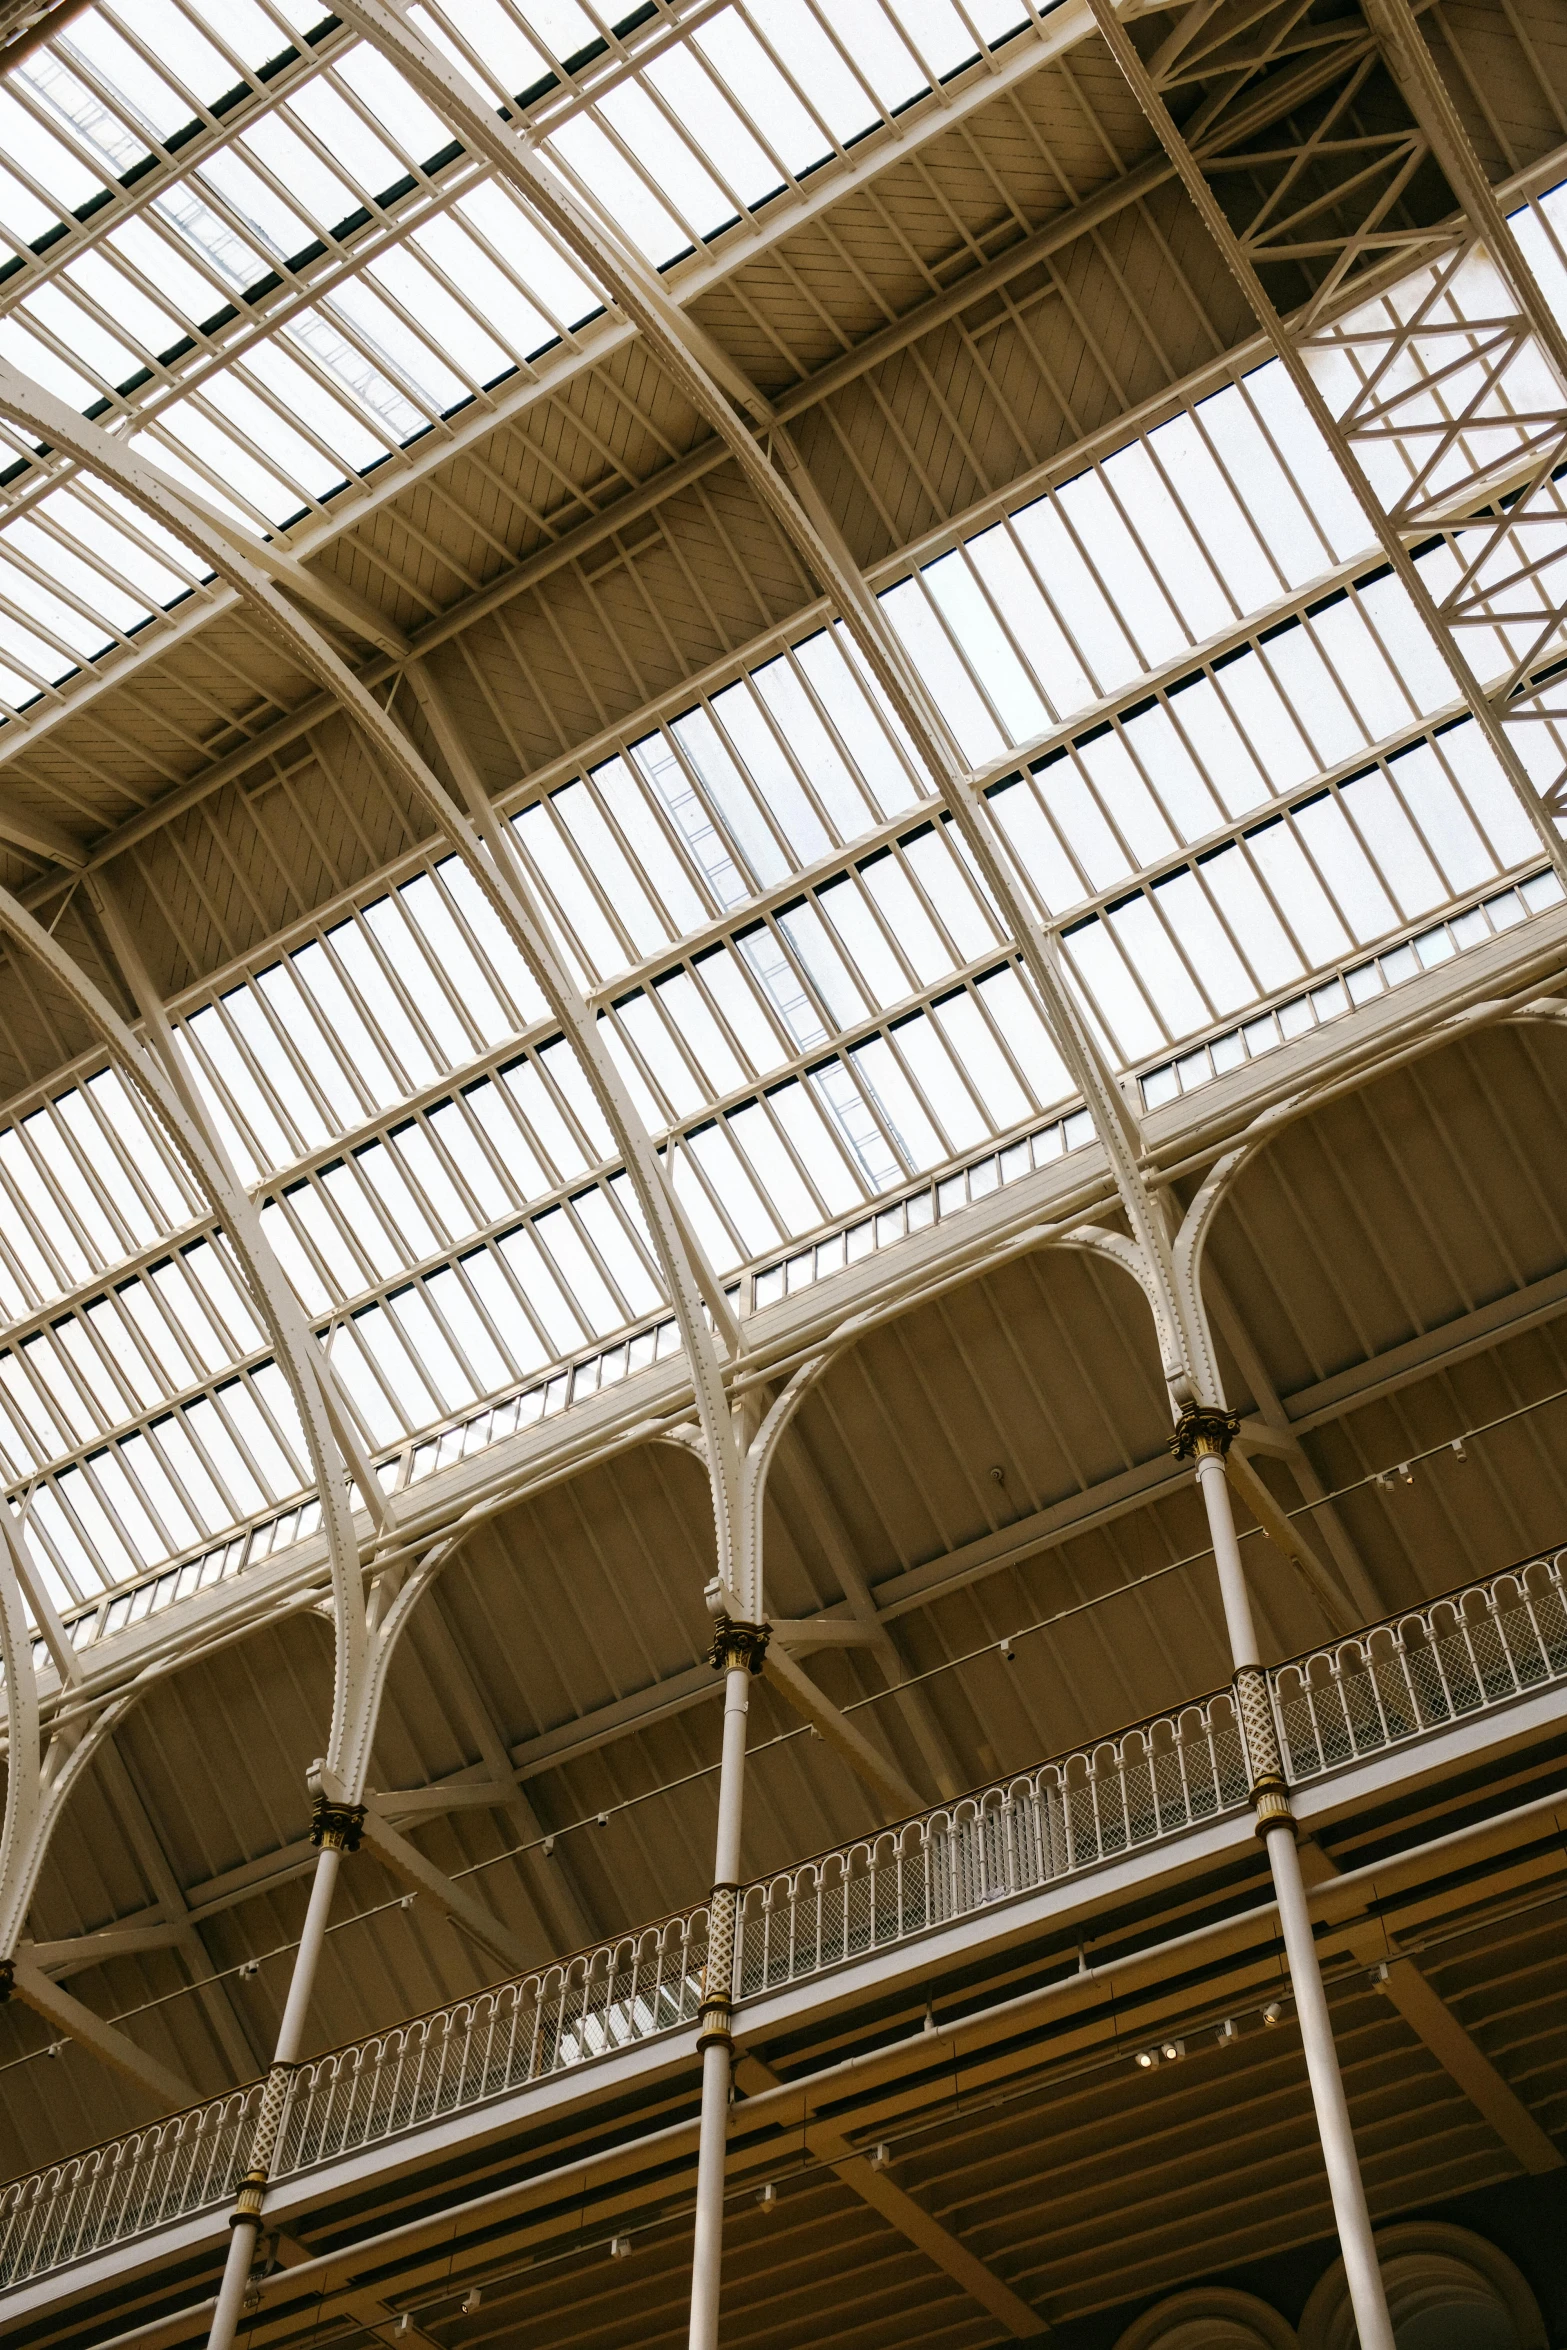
[1140, 0, 1567, 813]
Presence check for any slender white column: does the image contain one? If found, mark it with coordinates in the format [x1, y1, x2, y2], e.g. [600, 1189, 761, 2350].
[1188, 1424, 1394, 2350]
[206, 1811, 358, 2350]
[688, 1630, 765, 2350]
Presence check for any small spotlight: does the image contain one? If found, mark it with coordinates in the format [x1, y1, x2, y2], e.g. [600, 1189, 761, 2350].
[756, 2182, 778, 2214]
[597, 1812, 610, 1829]
[390, 2318, 411, 2340]
[1215, 2019, 1238, 2049]
[609, 2235, 632, 2260]
[1135, 2048, 1158, 2071]
[542, 1835, 556, 1857]
[1450, 1438, 1468, 1462]
[399, 1892, 416, 1911]
[1368, 1959, 1391, 1991]
[1263, 1999, 1284, 2027]
[997, 1636, 1015, 1663]
[868, 2143, 891, 2171]
[1160, 2039, 1185, 2064]
[461, 2286, 483, 2314]
[237, 1959, 259, 1980]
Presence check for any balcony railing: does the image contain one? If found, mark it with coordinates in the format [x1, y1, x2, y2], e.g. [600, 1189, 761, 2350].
[2, 1553, 1563, 2292]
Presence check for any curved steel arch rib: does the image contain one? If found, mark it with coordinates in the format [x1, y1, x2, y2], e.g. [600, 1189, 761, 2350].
[328, 0, 1226, 1428]
[0, 353, 750, 1620]
[0, 881, 374, 1788]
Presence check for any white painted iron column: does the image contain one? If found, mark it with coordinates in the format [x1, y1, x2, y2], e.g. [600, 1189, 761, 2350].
[1184, 1411, 1394, 2350]
[688, 1619, 767, 2350]
[206, 1796, 363, 2350]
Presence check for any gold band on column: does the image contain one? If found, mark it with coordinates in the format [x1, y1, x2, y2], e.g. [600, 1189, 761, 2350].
[1168, 1403, 1242, 1460]
[309, 1795, 367, 1852]
[707, 1617, 769, 1675]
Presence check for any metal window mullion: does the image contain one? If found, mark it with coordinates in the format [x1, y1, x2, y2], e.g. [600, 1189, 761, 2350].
[93, 1420, 191, 1561]
[838, 861, 929, 1005]
[1270, 785, 1373, 954]
[665, 1126, 750, 1265]
[417, 856, 532, 1041]
[531, 786, 652, 981]
[10, 1329, 88, 1461]
[197, 1365, 285, 1509]
[56, 1291, 148, 1428]
[990, 503, 1115, 711]
[886, 832, 993, 974]
[140, 376, 334, 532]
[739, 907, 843, 1057]
[374, 1127, 468, 1266]
[467, 1226, 566, 1368]
[408, 1268, 495, 1401]
[268, 1182, 358, 1310]
[728, 3, 853, 164]
[13, 1490, 86, 1602]
[243, 972, 352, 1149]
[878, 1017, 960, 1160]
[29, 1310, 129, 1444]
[403, 1099, 505, 1250]
[47, 1451, 143, 1582]
[347, 901, 465, 1088]
[160, 1384, 251, 1528]
[363, 1285, 450, 1425]
[719, 663, 851, 852]
[442, 1244, 532, 1389]
[555, 1188, 637, 1326]
[734, 1086, 833, 1230]
[6, 1123, 104, 1293]
[303, 914, 420, 1102]
[600, 1167, 668, 1297]
[321, 1308, 410, 1445]
[598, 1000, 689, 1132]
[184, 995, 310, 1172]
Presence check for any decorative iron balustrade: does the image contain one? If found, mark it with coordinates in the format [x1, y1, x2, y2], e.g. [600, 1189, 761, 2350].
[1272, 1553, 1567, 1778]
[2, 1556, 1563, 2290]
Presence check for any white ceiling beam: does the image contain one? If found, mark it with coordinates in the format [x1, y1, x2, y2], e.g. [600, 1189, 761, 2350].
[22, 1923, 186, 1974]
[408, 1597, 596, 1952]
[761, 1642, 924, 1822]
[1085, 0, 1567, 900]
[1296, 1838, 1562, 2173]
[5, 1955, 196, 2110]
[356, 1799, 531, 1974]
[733, 2048, 1048, 2338]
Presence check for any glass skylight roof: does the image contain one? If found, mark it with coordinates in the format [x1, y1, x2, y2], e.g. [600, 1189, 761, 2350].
[0, 1, 1565, 1649]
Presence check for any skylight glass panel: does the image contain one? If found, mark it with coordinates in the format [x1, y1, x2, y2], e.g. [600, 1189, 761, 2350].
[641, 41, 788, 213]
[547, 108, 688, 265]
[11, 46, 148, 188]
[56, 10, 208, 144]
[0, 308, 100, 408]
[691, 12, 833, 181]
[408, 0, 551, 109]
